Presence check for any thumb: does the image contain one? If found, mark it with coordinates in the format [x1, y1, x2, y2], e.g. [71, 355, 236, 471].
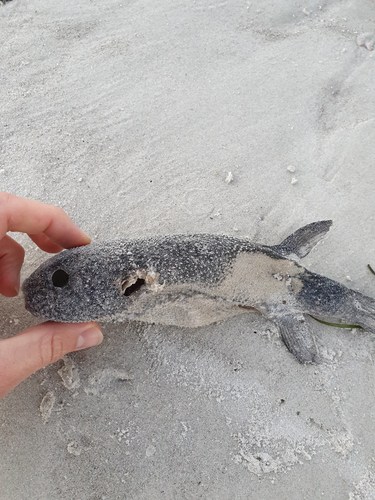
[0, 322, 103, 398]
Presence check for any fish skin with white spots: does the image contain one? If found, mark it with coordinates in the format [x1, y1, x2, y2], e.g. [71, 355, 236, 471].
[22, 221, 375, 364]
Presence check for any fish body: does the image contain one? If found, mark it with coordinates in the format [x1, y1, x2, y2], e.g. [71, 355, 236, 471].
[22, 221, 375, 363]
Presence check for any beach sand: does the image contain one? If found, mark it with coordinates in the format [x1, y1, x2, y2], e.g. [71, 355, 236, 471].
[0, 0, 375, 498]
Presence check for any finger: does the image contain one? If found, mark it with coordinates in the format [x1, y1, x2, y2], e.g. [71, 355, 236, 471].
[0, 235, 25, 296]
[0, 322, 103, 398]
[0, 192, 91, 249]
[28, 233, 64, 253]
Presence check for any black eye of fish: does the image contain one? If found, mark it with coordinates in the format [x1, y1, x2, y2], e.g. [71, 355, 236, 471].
[52, 269, 70, 288]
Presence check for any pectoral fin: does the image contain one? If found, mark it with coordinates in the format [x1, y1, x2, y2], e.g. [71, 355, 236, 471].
[273, 220, 332, 259]
[272, 313, 319, 364]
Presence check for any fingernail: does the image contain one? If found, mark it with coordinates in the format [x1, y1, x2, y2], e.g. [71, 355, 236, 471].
[76, 327, 103, 350]
[80, 231, 92, 244]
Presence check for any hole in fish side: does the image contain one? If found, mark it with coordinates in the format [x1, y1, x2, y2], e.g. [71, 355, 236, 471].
[52, 269, 69, 288]
[122, 278, 146, 296]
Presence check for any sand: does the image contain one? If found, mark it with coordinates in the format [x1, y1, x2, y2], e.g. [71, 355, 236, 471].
[0, 0, 375, 498]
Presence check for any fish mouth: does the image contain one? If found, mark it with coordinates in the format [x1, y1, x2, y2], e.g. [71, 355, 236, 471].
[22, 276, 47, 319]
[22, 274, 61, 321]
[22, 275, 113, 323]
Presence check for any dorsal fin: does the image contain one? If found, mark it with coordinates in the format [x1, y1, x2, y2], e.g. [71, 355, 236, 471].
[272, 220, 332, 259]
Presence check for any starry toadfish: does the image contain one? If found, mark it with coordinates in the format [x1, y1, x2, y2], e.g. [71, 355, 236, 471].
[22, 221, 375, 363]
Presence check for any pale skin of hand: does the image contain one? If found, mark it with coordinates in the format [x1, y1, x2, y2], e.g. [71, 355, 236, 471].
[0, 193, 103, 398]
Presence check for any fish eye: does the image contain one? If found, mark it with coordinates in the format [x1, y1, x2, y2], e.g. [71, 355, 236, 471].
[52, 269, 70, 288]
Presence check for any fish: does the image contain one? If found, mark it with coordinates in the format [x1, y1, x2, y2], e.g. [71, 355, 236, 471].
[22, 220, 375, 363]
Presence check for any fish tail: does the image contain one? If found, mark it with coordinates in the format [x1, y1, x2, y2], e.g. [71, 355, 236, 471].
[353, 293, 375, 333]
[297, 270, 375, 334]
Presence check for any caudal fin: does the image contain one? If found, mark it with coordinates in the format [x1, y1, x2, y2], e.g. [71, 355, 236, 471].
[353, 293, 375, 334]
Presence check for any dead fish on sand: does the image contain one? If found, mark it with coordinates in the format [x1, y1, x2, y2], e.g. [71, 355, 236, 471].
[23, 221, 375, 363]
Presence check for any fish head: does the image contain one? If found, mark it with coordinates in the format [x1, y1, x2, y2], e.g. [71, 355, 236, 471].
[22, 245, 126, 322]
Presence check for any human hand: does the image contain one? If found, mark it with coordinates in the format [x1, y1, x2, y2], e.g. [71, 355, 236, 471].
[0, 193, 103, 398]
